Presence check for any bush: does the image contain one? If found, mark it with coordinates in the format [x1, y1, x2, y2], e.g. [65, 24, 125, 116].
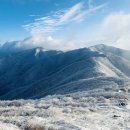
[25, 118, 58, 130]
[0, 122, 20, 130]
[25, 125, 57, 130]
[25, 125, 45, 130]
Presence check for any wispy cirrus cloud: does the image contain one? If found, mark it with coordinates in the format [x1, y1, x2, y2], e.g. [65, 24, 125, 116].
[20, 1, 107, 51]
[23, 1, 106, 35]
[73, 3, 107, 22]
[88, 0, 93, 9]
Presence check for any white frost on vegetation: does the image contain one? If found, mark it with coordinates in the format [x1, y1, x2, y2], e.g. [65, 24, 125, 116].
[0, 88, 130, 130]
[0, 122, 20, 130]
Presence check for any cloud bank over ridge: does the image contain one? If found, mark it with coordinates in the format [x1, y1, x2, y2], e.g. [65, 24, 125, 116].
[1, 1, 130, 51]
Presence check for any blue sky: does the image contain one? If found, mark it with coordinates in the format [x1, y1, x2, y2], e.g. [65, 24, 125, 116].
[0, 0, 130, 50]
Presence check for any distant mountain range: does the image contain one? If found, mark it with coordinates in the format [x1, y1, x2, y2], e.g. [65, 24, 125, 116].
[0, 43, 130, 99]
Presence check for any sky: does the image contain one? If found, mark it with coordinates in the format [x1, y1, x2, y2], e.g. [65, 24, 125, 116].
[0, 0, 130, 50]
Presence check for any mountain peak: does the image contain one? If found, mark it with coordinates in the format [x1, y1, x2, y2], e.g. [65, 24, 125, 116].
[89, 44, 112, 50]
[0, 44, 130, 99]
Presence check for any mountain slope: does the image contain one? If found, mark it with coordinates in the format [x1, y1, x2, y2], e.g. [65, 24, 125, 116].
[0, 44, 130, 99]
[90, 44, 130, 77]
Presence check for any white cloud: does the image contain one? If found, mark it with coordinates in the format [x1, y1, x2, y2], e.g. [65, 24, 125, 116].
[58, 2, 82, 24]
[73, 3, 106, 22]
[23, 2, 106, 35]
[21, 2, 106, 50]
[14, 35, 79, 51]
[23, 2, 83, 35]
[101, 12, 130, 49]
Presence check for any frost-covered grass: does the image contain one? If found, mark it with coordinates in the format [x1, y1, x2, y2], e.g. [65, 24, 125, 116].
[0, 89, 130, 130]
[0, 122, 20, 130]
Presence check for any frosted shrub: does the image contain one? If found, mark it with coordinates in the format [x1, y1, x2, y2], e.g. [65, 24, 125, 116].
[25, 125, 57, 130]
[26, 117, 58, 130]
[0, 122, 20, 130]
[25, 124, 45, 130]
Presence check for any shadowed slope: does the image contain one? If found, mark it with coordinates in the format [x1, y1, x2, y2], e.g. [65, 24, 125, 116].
[0, 44, 130, 99]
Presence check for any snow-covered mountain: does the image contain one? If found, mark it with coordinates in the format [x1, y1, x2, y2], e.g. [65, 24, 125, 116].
[0, 44, 130, 130]
[0, 44, 130, 99]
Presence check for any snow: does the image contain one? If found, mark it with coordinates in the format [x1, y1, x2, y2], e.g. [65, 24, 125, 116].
[0, 44, 130, 99]
[94, 57, 118, 77]
[0, 122, 20, 130]
[34, 47, 46, 56]
[0, 44, 130, 129]
[0, 88, 130, 130]
[34, 48, 41, 56]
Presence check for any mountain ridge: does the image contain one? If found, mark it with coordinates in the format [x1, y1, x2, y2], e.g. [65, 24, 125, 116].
[0, 44, 130, 99]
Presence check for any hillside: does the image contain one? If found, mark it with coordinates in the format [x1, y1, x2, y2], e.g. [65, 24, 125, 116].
[0, 44, 130, 99]
[0, 44, 130, 130]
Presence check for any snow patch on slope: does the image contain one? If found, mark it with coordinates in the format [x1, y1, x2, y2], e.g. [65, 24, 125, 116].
[34, 48, 41, 56]
[34, 47, 47, 56]
[94, 57, 118, 77]
[93, 57, 128, 79]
